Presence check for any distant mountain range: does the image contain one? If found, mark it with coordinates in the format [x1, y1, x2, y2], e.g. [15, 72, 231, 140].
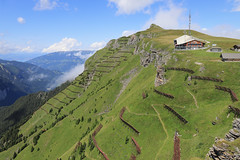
[27, 50, 94, 73]
[0, 59, 61, 106]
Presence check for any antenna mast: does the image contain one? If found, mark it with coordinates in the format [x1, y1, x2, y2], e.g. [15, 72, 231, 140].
[189, 10, 191, 36]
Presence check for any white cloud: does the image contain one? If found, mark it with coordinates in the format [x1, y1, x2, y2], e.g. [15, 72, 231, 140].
[34, 0, 58, 11]
[74, 51, 94, 59]
[144, 1, 186, 29]
[191, 23, 240, 39]
[122, 30, 136, 37]
[17, 17, 25, 24]
[0, 41, 18, 54]
[49, 64, 85, 89]
[21, 46, 34, 53]
[90, 41, 106, 50]
[108, 0, 160, 14]
[28, 74, 48, 81]
[201, 25, 240, 39]
[0, 40, 36, 54]
[232, 0, 240, 11]
[42, 38, 82, 53]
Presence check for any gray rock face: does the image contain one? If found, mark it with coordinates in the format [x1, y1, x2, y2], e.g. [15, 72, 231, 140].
[225, 119, 240, 141]
[106, 40, 114, 48]
[155, 66, 166, 87]
[112, 40, 120, 49]
[127, 35, 139, 46]
[207, 118, 240, 160]
[139, 49, 170, 67]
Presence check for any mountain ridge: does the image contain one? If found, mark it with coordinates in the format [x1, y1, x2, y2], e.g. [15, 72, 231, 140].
[0, 59, 61, 107]
[1, 25, 240, 160]
[27, 50, 94, 73]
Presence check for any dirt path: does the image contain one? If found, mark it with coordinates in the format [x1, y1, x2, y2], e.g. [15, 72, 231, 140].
[186, 89, 199, 108]
[151, 105, 169, 160]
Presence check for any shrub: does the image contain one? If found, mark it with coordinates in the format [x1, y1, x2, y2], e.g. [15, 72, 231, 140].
[76, 119, 80, 125]
[31, 146, 34, 152]
[184, 74, 189, 81]
[13, 152, 17, 159]
[194, 81, 197, 85]
[125, 136, 129, 144]
[87, 118, 92, 123]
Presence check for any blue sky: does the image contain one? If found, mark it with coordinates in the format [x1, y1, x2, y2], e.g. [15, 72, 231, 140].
[1, 0, 240, 56]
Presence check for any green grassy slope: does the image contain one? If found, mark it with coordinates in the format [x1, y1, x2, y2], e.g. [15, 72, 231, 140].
[1, 25, 240, 160]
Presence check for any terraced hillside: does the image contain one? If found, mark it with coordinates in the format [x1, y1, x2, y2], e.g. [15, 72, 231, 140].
[1, 24, 240, 160]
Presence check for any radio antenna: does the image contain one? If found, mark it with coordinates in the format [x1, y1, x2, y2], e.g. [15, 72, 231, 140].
[189, 10, 191, 36]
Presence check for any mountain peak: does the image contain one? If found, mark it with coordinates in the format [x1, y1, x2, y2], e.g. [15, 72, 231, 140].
[149, 24, 164, 30]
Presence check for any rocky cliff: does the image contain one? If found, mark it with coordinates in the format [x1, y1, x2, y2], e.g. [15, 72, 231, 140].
[207, 118, 240, 159]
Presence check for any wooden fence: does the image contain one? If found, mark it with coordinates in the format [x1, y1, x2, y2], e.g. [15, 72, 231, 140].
[118, 51, 132, 53]
[46, 103, 59, 109]
[154, 89, 174, 99]
[65, 88, 81, 94]
[52, 97, 67, 104]
[191, 76, 223, 82]
[74, 141, 82, 151]
[109, 56, 120, 59]
[129, 154, 136, 160]
[92, 124, 109, 160]
[173, 132, 180, 160]
[215, 85, 238, 102]
[119, 107, 140, 134]
[229, 106, 240, 117]
[131, 137, 141, 154]
[102, 60, 115, 63]
[164, 105, 188, 124]
[95, 70, 111, 73]
[97, 65, 115, 68]
[167, 67, 194, 74]
[60, 92, 75, 100]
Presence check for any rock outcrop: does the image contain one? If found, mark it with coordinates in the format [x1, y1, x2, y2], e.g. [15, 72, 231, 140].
[207, 118, 240, 160]
[155, 66, 166, 87]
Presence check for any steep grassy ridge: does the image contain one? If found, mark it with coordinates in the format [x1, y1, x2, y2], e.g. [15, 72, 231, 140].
[1, 25, 240, 160]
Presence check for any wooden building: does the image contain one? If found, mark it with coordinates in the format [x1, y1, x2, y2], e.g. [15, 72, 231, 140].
[174, 35, 206, 49]
[233, 45, 240, 51]
[221, 53, 240, 61]
[209, 47, 222, 52]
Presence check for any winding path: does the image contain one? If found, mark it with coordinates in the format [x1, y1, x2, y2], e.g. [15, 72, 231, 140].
[186, 89, 199, 108]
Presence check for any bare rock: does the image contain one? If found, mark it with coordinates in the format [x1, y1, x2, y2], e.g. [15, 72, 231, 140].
[207, 118, 240, 159]
[155, 66, 166, 87]
[106, 40, 114, 48]
[112, 39, 120, 49]
[199, 66, 205, 72]
[127, 35, 139, 46]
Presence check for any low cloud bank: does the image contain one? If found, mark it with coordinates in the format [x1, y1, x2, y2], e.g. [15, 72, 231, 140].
[48, 64, 85, 90]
